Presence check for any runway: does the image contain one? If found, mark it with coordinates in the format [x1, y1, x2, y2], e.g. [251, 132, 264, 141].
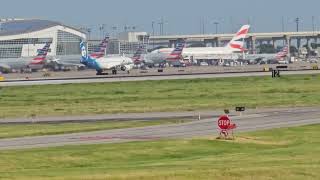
[1, 70, 320, 86]
[0, 107, 319, 150]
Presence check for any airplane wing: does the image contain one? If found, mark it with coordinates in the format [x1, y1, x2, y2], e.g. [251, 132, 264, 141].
[56, 61, 85, 67]
[48, 57, 85, 67]
[0, 63, 11, 70]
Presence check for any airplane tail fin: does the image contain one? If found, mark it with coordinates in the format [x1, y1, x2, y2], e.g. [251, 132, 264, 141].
[227, 25, 250, 51]
[90, 36, 109, 58]
[132, 45, 144, 64]
[80, 41, 89, 64]
[132, 46, 144, 64]
[167, 39, 186, 61]
[276, 46, 289, 59]
[31, 42, 51, 65]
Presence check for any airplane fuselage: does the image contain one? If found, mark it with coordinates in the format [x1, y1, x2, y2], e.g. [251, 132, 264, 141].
[155, 47, 236, 55]
[144, 47, 241, 64]
[0, 57, 34, 70]
[83, 55, 133, 72]
[245, 54, 287, 64]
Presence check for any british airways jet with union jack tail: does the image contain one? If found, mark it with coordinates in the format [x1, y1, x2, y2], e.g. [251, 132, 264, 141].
[149, 25, 250, 59]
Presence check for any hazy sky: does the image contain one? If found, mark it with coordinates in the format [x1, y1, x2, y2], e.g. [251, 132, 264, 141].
[1, 0, 320, 36]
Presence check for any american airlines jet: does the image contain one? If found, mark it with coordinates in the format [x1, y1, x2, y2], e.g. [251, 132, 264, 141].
[133, 39, 186, 65]
[246, 46, 289, 64]
[0, 43, 51, 72]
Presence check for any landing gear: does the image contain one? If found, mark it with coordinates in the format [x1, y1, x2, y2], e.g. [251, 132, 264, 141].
[112, 69, 117, 75]
[96, 70, 103, 75]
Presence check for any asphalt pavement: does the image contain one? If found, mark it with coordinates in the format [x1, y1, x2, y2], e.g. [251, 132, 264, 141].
[1, 70, 320, 86]
[0, 107, 319, 150]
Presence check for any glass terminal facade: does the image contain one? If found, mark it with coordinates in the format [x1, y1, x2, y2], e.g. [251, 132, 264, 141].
[56, 30, 82, 56]
[0, 38, 53, 58]
[0, 19, 85, 59]
[88, 39, 147, 57]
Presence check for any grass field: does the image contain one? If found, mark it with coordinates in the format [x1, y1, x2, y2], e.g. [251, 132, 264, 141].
[0, 119, 189, 139]
[0, 124, 319, 179]
[1, 74, 320, 118]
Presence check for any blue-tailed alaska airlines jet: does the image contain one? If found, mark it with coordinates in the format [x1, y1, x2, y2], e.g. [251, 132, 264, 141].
[47, 36, 110, 69]
[80, 41, 133, 75]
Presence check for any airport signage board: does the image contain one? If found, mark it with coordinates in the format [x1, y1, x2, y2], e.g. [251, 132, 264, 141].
[218, 115, 231, 130]
[272, 70, 280, 78]
[236, 107, 245, 112]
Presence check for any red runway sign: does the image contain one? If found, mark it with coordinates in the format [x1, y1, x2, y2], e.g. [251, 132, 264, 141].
[218, 115, 231, 130]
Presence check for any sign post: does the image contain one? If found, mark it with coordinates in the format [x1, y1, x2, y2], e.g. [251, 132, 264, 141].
[218, 115, 231, 130]
[272, 70, 280, 78]
[217, 115, 237, 139]
[235, 107, 245, 116]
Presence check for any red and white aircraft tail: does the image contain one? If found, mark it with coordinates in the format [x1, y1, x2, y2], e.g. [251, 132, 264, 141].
[132, 45, 145, 64]
[90, 36, 109, 59]
[30, 43, 51, 65]
[166, 39, 186, 61]
[226, 25, 250, 51]
[276, 46, 289, 59]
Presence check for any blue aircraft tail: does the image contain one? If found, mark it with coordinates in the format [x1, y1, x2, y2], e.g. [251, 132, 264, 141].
[80, 41, 102, 71]
[80, 41, 89, 64]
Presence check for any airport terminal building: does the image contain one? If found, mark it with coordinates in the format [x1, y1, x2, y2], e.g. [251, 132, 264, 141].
[0, 19, 86, 59]
[88, 31, 149, 56]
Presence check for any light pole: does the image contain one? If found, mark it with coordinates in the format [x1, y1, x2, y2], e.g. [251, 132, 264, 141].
[87, 28, 91, 40]
[152, 21, 155, 48]
[111, 26, 117, 38]
[203, 19, 205, 34]
[214, 22, 219, 34]
[295, 17, 300, 32]
[158, 17, 166, 35]
[312, 16, 315, 34]
[99, 25, 103, 39]
[161, 17, 164, 35]
[229, 17, 234, 33]
[281, 16, 285, 32]
[158, 22, 163, 35]
[295, 18, 301, 48]
[152, 21, 155, 36]
[99, 24, 106, 38]
[200, 18, 205, 34]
